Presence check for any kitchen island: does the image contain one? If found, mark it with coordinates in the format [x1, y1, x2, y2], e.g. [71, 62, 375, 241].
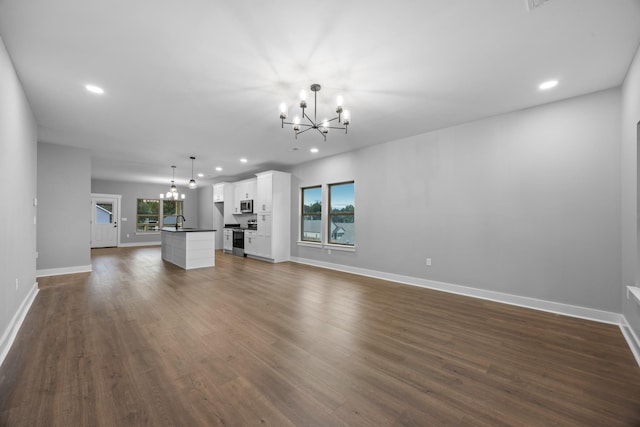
[161, 228, 216, 270]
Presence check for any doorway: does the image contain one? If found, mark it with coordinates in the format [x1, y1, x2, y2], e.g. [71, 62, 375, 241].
[91, 193, 121, 248]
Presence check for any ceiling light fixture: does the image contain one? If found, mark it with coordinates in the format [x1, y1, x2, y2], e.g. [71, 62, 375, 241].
[538, 79, 558, 90]
[160, 165, 185, 200]
[215, 167, 223, 172]
[188, 156, 197, 189]
[85, 84, 104, 94]
[240, 158, 248, 163]
[310, 147, 319, 153]
[279, 83, 350, 141]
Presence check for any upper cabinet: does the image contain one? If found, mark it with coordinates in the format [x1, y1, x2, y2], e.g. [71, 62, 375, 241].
[256, 172, 273, 213]
[213, 182, 226, 202]
[233, 178, 257, 214]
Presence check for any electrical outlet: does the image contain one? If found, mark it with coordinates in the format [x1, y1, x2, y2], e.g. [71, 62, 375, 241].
[15, 278, 19, 290]
[327, 249, 332, 255]
[126, 234, 130, 238]
[426, 258, 432, 266]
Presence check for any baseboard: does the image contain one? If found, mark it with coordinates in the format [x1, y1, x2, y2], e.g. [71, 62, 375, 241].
[620, 319, 640, 366]
[290, 257, 623, 326]
[36, 264, 92, 278]
[0, 282, 39, 368]
[118, 241, 161, 248]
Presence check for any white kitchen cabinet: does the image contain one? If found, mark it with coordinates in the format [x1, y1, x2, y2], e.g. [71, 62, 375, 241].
[223, 228, 233, 253]
[213, 183, 225, 202]
[256, 173, 273, 213]
[244, 230, 257, 255]
[256, 213, 272, 258]
[249, 171, 290, 263]
[233, 179, 257, 214]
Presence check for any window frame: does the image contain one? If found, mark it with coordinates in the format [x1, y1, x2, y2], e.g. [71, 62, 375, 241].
[136, 198, 184, 234]
[300, 185, 323, 243]
[327, 181, 355, 246]
[297, 180, 356, 251]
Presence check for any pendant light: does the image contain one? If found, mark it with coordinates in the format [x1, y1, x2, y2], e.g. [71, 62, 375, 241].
[188, 156, 197, 189]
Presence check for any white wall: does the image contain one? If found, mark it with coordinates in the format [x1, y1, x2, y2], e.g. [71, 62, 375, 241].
[291, 88, 621, 313]
[92, 179, 200, 245]
[0, 37, 38, 365]
[37, 142, 91, 275]
[621, 43, 640, 343]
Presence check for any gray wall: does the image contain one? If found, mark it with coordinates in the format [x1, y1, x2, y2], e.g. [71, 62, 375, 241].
[621, 43, 640, 337]
[0, 36, 38, 358]
[92, 179, 199, 245]
[290, 88, 621, 313]
[197, 185, 213, 229]
[37, 142, 91, 272]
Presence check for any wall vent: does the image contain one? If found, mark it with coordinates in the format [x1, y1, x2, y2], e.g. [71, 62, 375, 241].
[526, 0, 550, 12]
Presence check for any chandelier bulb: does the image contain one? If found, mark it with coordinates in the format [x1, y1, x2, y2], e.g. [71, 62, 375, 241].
[279, 102, 287, 119]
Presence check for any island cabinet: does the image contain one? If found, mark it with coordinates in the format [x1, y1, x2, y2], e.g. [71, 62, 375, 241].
[161, 229, 215, 270]
[251, 171, 291, 263]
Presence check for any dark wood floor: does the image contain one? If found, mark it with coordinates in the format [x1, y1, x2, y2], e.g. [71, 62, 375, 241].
[1, 247, 639, 426]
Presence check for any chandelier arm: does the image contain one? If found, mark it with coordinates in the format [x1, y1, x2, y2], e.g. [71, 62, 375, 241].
[295, 126, 316, 136]
[283, 121, 313, 128]
[302, 111, 317, 127]
[326, 125, 347, 130]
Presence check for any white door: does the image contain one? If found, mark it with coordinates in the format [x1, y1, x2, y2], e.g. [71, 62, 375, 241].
[91, 195, 120, 248]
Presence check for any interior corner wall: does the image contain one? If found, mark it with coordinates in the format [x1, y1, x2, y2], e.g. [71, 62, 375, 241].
[622, 43, 640, 335]
[37, 142, 91, 274]
[290, 88, 622, 313]
[91, 179, 200, 245]
[0, 37, 38, 363]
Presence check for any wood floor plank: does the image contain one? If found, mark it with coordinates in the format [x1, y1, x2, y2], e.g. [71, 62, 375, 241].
[1, 246, 640, 426]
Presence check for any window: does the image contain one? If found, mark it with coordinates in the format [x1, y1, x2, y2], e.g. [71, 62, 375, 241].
[328, 181, 355, 245]
[137, 199, 160, 232]
[301, 186, 322, 242]
[161, 199, 184, 227]
[136, 199, 184, 232]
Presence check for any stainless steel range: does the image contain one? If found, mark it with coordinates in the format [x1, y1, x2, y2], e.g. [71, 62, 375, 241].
[232, 228, 245, 256]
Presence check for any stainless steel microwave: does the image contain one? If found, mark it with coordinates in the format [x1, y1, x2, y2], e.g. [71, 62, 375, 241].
[240, 199, 253, 213]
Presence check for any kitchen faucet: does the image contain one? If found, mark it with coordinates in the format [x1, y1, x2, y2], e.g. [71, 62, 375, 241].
[176, 215, 186, 229]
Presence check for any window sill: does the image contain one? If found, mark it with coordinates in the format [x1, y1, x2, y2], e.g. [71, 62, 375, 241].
[297, 241, 323, 249]
[136, 231, 160, 236]
[324, 243, 356, 252]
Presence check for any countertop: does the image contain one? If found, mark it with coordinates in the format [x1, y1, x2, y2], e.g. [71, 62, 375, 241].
[161, 227, 216, 233]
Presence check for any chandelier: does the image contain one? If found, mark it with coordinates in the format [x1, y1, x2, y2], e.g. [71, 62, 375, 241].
[160, 165, 185, 200]
[279, 83, 350, 141]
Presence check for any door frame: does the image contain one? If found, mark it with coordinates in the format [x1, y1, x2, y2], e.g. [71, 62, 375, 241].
[91, 193, 122, 248]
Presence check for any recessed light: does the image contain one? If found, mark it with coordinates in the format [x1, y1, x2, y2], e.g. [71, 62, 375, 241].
[215, 166, 223, 171]
[538, 80, 558, 90]
[240, 158, 248, 163]
[197, 173, 204, 178]
[310, 147, 319, 153]
[85, 84, 104, 94]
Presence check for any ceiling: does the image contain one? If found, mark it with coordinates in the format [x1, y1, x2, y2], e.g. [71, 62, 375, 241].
[1, 0, 639, 186]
